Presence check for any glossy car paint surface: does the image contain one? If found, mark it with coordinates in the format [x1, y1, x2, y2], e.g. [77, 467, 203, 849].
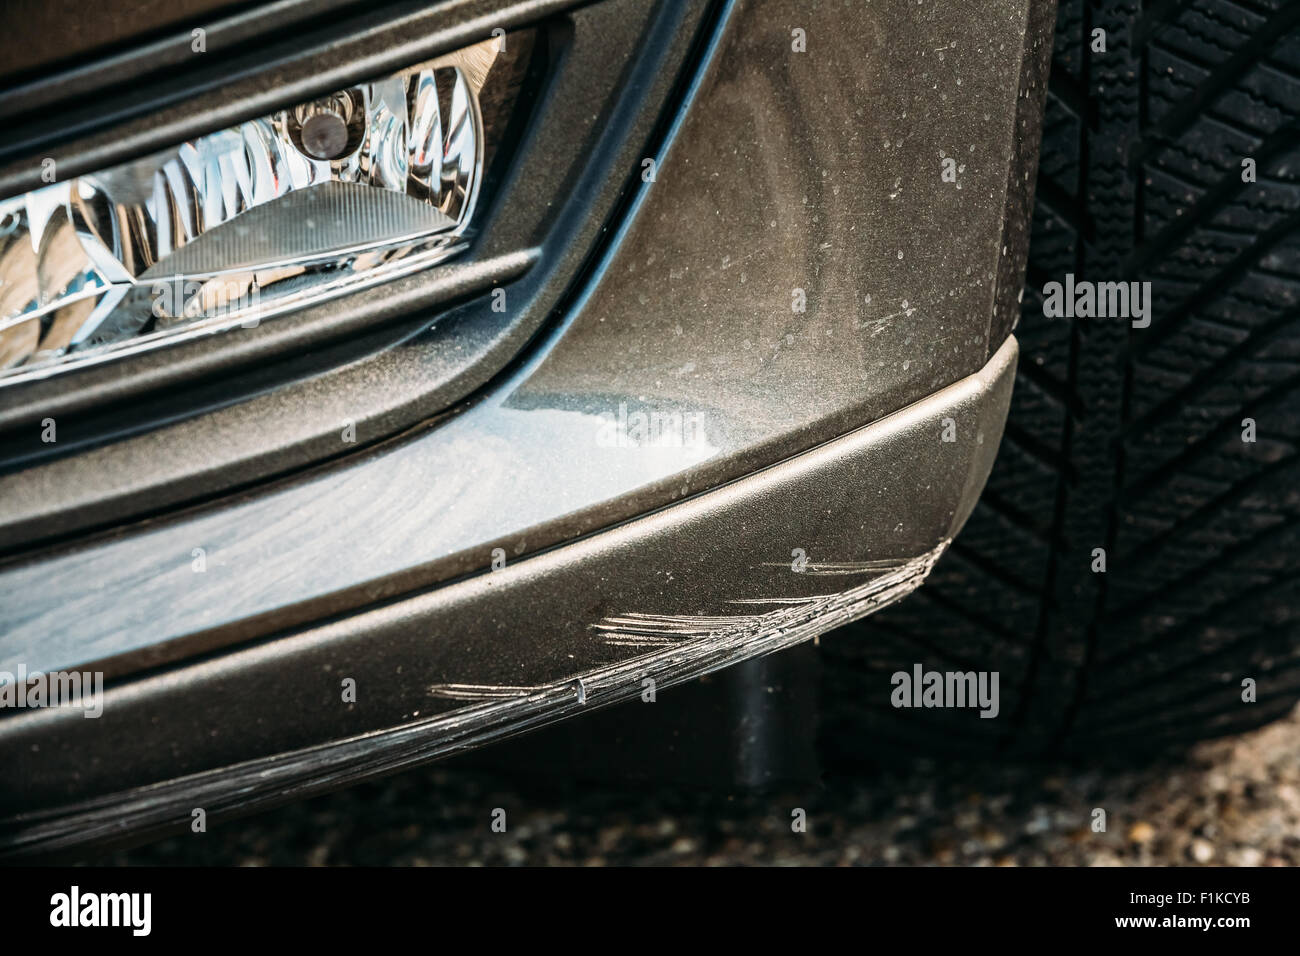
[2, 0, 1047, 676]
[3, 336, 1016, 854]
[0, 0, 1052, 854]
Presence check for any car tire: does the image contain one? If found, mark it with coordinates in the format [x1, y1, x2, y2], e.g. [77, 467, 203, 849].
[821, 0, 1300, 759]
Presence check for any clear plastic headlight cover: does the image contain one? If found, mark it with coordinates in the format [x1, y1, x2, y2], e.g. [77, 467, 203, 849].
[0, 36, 505, 384]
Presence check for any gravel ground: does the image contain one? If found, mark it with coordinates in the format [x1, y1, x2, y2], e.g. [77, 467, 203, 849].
[86, 705, 1300, 866]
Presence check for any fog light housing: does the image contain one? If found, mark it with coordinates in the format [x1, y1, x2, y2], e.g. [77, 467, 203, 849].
[0, 35, 506, 384]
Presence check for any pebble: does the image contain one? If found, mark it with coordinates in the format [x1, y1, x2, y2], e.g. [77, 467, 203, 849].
[1189, 839, 1215, 864]
[1128, 821, 1156, 844]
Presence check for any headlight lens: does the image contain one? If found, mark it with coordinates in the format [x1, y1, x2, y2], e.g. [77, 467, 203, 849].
[0, 35, 504, 384]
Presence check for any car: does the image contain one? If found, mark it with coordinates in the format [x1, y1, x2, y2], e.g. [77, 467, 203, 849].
[1, 0, 1297, 860]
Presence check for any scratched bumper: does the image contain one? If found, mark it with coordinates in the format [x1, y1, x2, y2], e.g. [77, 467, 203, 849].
[0, 335, 1015, 857]
[0, 0, 1051, 858]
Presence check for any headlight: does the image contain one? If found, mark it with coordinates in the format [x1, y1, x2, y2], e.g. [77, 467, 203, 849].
[0, 36, 503, 384]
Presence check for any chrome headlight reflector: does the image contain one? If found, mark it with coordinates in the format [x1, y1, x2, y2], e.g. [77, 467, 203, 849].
[0, 36, 504, 384]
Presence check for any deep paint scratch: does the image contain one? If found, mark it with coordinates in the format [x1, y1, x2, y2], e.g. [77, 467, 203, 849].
[589, 551, 944, 650]
[2, 540, 947, 857]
